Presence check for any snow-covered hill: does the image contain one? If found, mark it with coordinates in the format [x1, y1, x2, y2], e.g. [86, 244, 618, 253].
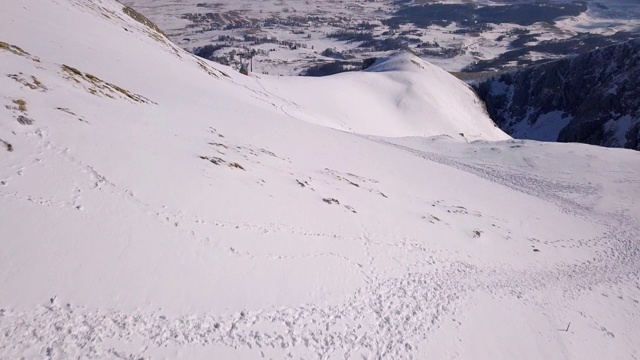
[259, 53, 508, 140]
[1, 1, 639, 359]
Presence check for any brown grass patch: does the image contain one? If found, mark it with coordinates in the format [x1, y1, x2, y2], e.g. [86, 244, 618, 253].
[0, 41, 40, 62]
[12, 99, 27, 112]
[61, 65, 154, 104]
[122, 6, 166, 36]
[8, 74, 47, 91]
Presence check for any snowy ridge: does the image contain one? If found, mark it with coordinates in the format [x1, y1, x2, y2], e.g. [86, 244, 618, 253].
[258, 52, 509, 140]
[1, 1, 640, 359]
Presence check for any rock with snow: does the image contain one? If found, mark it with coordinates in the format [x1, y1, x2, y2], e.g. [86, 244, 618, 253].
[475, 38, 640, 150]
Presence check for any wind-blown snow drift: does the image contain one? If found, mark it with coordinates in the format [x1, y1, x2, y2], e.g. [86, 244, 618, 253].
[1, 1, 639, 359]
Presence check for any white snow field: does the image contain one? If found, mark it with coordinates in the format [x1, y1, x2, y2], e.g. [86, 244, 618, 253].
[1, 1, 639, 359]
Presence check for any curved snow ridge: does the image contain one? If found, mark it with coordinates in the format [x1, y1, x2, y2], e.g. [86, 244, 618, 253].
[364, 51, 440, 73]
[260, 52, 510, 141]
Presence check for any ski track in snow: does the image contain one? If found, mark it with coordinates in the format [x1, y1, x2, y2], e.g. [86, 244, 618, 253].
[2, 133, 639, 359]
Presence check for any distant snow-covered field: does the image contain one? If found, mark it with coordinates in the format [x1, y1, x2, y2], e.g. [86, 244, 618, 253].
[123, 0, 640, 75]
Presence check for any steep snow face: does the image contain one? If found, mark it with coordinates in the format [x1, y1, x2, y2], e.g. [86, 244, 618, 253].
[1, 1, 640, 360]
[260, 52, 509, 140]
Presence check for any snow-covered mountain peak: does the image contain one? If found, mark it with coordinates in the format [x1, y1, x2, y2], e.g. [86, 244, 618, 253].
[256, 51, 509, 140]
[365, 51, 438, 73]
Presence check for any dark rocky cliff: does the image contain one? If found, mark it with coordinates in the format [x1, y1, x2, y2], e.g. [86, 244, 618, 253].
[474, 39, 640, 150]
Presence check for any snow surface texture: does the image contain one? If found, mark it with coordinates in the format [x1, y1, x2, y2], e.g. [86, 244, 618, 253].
[1, 1, 639, 359]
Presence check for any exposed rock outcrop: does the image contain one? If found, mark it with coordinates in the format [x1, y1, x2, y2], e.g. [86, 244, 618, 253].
[475, 39, 640, 150]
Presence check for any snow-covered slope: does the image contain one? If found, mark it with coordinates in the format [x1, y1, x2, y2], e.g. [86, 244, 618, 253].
[1, 1, 640, 359]
[260, 53, 508, 140]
